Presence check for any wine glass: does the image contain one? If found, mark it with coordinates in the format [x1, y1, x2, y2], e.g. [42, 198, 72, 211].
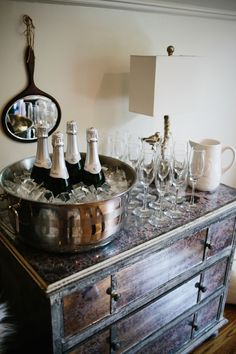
[135, 141, 157, 203]
[149, 141, 172, 210]
[148, 154, 172, 227]
[127, 139, 143, 208]
[127, 140, 142, 170]
[188, 148, 205, 207]
[113, 137, 126, 161]
[132, 146, 155, 218]
[165, 148, 188, 218]
[100, 133, 114, 157]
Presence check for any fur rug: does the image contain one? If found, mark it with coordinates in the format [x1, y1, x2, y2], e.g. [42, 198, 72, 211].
[0, 302, 14, 353]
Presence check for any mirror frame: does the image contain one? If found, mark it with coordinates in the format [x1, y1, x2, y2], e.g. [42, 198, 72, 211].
[1, 46, 61, 143]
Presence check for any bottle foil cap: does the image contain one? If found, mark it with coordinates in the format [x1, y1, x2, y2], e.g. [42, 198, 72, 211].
[86, 127, 98, 142]
[36, 123, 49, 138]
[52, 131, 64, 147]
[66, 120, 78, 134]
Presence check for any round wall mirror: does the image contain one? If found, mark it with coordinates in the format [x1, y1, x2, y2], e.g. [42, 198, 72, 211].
[2, 93, 60, 142]
[1, 15, 61, 143]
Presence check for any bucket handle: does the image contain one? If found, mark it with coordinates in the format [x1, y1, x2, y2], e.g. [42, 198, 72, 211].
[0, 193, 20, 235]
[0, 193, 8, 202]
[8, 203, 20, 234]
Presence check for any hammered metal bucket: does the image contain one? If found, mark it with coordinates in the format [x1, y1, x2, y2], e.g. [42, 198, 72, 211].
[0, 155, 136, 253]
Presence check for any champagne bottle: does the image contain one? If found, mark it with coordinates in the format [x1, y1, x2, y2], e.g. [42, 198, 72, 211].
[83, 127, 105, 188]
[31, 123, 51, 185]
[45, 132, 71, 196]
[65, 120, 83, 185]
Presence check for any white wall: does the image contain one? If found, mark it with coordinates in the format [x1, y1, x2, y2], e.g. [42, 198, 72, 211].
[1, 0, 236, 187]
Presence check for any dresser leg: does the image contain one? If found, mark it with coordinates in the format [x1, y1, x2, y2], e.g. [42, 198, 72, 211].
[210, 330, 219, 338]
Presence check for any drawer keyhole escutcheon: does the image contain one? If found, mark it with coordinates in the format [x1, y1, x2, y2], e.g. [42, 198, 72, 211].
[195, 282, 207, 293]
[106, 287, 121, 301]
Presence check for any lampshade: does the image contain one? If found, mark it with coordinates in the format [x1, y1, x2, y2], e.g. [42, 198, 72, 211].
[129, 54, 207, 118]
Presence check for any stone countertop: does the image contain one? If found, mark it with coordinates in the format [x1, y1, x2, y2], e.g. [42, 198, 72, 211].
[0, 184, 236, 288]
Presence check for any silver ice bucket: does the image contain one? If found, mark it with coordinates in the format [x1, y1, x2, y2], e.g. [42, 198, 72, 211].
[0, 155, 136, 253]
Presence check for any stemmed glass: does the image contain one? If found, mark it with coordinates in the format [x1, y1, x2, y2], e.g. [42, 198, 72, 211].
[101, 133, 114, 157]
[188, 148, 205, 207]
[113, 137, 126, 161]
[132, 146, 155, 218]
[127, 140, 143, 208]
[135, 141, 157, 204]
[102, 131, 128, 161]
[127, 140, 142, 171]
[165, 147, 188, 218]
[148, 154, 172, 227]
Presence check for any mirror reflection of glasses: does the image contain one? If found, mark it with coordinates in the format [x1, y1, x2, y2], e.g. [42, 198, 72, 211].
[5, 95, 59, 141]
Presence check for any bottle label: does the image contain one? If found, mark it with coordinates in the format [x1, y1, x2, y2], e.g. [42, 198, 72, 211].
[34, 158, 51, 169]
[84, 162, 101, 174]
[84, 130, 102, 174]
[66, 154, 81, 165]
[50, 167, 69, 179]
[50, 140, 70, 179]
[34, 137, 52, 169]
[65, 129, 81, 164]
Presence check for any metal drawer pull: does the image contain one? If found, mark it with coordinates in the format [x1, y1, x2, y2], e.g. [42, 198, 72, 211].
[188, 320, 199, 331]
[195, 282, 207, 293]
[106, 287, 120, 301]
[111, 341, 121, 351]
[205, 242, 212, 250]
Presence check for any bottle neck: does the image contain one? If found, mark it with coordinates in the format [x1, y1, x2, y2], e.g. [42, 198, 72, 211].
[84, 141, 101, 174]
[34, 137, 51, 169]
[50, 145, 69, 179]
[65, 133, 81, 164]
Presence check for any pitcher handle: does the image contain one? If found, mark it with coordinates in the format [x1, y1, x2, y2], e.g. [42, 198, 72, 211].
[222, 146, 236, 175]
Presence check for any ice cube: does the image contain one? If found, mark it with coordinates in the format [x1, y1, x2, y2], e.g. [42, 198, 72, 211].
[17, 179, 38, 198]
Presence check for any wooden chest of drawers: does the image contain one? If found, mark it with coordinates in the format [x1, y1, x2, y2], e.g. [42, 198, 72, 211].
[0, 184, 236, 354]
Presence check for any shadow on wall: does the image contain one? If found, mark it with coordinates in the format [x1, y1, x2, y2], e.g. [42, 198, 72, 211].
[70, 56, 132, 130]
[95, 72, 130, 130]
[97, 72, 129, 99]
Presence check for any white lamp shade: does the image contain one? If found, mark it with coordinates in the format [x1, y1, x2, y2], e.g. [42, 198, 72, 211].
[129, 55, 207, 117]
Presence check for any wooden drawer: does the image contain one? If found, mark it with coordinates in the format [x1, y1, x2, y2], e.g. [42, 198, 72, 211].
[66, 329, 110, 354]
[192, 296, 221, 338]
[206, 217, 235, 258]
[198, 258, 227, 301]
[111, 275, 200, 353]
[137, 315, 193, 354]
[63, 277, 111, 337]
[139, 296, 222, 353]
[114, 230, 206, 309]
[66, 295, 221, 354]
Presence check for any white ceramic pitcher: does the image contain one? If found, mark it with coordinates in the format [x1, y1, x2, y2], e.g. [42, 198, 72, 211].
[189, 139, 236, 192]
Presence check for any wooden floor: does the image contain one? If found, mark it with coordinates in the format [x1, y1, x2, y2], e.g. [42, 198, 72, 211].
[191, 304, 236, 354]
